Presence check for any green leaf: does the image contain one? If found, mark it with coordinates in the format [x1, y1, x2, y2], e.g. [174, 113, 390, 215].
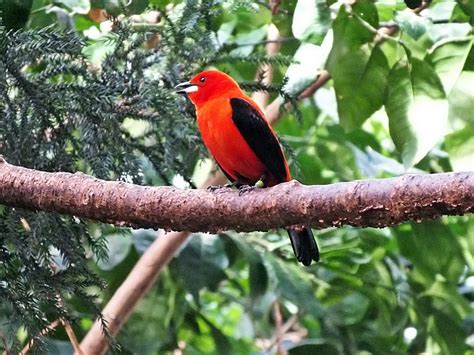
[267, 255, 323, 316]
[316, 140, 359, 180]
[314, 86, 338, 121]
[42, 338, 74, 354]
[421, 277, 471, 318]
[127, 0, 149, 14]
[376, 2, 400, 22]
[222, 234, 268, 298]
[326, 2, 385, 129]
[132, 229, 157, 255]
[427, 38, 472, 95]
[448, 71, 474, 128]
[220, 233, 241, 266]
[3, 0, 33, 29]
[289, 341, 339, 355]
[283, 41, 330, 95]
[96, 233, 133, 271]
[120, 272, 185, 353]
[427, 23, 472, 44]
[249, 259, 268, 298]
[394, 10, 430, 40]
[176, 235, 228, 301]
[103, 0, 122, 16]
[327, 2, 378, 60]
[216, 20, 237, 45]
[292, 0, 331, 45]
[330, 292, 370, 326]
[394, 221, 464, 282]
[445, 125, 474, 171]
[353, 1, 379, 28]
[429, 2, 457, 22]
[385, 58, 449, 168]
[330, 45, 390, 130]
[431, 308, 468, 355]
[82, 34, 117, 65]
[197, 312, 233, 354]
[230, 25, 268, 57]
[456, 0, 474, 17]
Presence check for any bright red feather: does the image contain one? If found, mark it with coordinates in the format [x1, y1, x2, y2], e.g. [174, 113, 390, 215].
[185, 69, 290, 186]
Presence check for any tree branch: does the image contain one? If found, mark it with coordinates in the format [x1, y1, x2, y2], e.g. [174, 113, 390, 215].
[0, 160, 472, 232]
[252, 23, 281, 108]
[20, 319, 61, 355]
[273, 300, 284, 355]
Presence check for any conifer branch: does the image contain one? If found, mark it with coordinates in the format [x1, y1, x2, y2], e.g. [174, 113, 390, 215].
[79, 177, 220, 355]
[20, 320, 61, 355]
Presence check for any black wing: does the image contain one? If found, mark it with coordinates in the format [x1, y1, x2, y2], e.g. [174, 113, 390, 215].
[230, 97, 288, 183]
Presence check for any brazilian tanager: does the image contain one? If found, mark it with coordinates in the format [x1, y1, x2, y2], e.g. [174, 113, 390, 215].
[176, 70, 319, 266]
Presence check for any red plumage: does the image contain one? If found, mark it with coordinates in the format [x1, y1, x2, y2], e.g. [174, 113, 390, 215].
[176, 70, 319, 265]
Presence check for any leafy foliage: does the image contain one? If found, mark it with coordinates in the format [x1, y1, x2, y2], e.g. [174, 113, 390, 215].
[0, 0, 473, 353]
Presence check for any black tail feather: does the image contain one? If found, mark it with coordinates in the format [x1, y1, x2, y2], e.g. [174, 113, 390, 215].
[287, 226, 319, 266]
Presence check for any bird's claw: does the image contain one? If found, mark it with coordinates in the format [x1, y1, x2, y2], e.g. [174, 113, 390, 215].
[207, 183, 235, 192]
[237, 179, 266, 195]
[210, 178, 264, 195]
[238, 184, 255, 195]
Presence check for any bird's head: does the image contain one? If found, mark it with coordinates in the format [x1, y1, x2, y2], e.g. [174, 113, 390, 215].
[175, 70, 241, 107]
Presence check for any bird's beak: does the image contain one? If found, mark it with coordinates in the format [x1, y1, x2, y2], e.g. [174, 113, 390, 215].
[175, 81, 199, 94]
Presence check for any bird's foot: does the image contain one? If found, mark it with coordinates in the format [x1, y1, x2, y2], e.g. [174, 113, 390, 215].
[238, 179, 264, 195]
[238, 184, 255, 195]
[207, 183, 235, 192]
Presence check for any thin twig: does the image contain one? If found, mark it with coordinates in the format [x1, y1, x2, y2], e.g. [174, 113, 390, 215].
[269, 0, 281, 15]
[252, 23, 281, 108]
[53, 289, 84, 355]
[298, 70, 331, 100]
[32, 282, 83, 355]
[0, 331, 9, 355]
[349, 10, 402, 44]
[20, 319, 61, 355]
[267, 314, 299, 351]
[61, 319, 84, 355]
[236, 37, 296, 47]
[273, 300, 285, 355]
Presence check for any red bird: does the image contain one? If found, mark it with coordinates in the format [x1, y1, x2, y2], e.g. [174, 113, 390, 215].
[176, 70, 319, 265]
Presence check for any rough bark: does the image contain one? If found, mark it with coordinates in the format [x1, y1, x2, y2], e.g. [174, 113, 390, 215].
[0, 159, 472, 232]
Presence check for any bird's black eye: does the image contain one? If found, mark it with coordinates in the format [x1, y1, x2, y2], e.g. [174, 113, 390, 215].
[200, 77, 206, 83]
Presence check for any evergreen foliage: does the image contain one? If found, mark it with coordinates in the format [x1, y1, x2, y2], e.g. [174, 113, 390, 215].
[0, 1, 292, 349]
